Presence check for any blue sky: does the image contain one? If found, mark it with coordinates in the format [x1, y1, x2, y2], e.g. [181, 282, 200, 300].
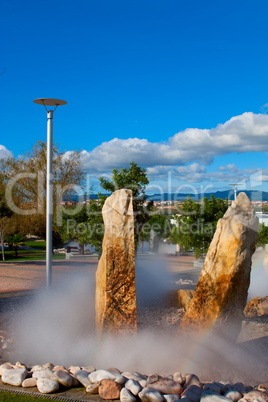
[1, 0, 268, 194]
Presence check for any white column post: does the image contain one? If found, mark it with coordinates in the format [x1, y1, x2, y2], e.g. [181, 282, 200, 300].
[46, 110, 54, 287]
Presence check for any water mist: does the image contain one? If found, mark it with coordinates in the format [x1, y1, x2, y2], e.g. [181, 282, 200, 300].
[7, 253, 268, 383]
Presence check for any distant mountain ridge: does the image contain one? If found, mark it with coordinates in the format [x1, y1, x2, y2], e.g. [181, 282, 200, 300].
[65, 190, 268, 202]
[146, 190, 268, 202]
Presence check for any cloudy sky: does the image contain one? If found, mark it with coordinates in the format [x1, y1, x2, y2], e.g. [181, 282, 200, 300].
[2, 0, 268, 194]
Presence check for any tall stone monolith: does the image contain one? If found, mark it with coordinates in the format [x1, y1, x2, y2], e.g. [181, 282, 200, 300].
[180, 192, 258, 338]
[95, 189, 137, 334]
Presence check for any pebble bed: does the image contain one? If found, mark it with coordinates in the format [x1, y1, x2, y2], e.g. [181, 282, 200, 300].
[0, 361, 268, 401]
[1, 292, 268, 400]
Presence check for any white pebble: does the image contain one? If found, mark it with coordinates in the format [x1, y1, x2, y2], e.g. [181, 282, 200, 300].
[0, 363, 13, 376]
[32, 368, 54, 379]
[163, 394, 181, 402]
[75, 369, 92, 387]
[52, 369, 73, 387]
[89, 369, 125, 384]
[139, 386, 165, 402]
[36, 378, 60, 394]
[125, 378, 143, 395]
[120, 387, 137, 402]
[86, 383, 99, 394]
[2, 368, 28, 387]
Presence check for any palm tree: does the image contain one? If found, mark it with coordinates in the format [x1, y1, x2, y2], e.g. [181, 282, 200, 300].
[6, 234, 26, 258]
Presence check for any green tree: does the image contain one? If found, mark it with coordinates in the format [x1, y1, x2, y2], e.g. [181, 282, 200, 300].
[257, 222, 268, 248]
[170, 196, 228, 258]
[60, 199, 105, 255]
[1, 141, 83, 244]
[99, 162, 153, 248]
[140, 212, 173, 252]
[6, 233, 26, 258]
[0, 195, 13, 261]
[60, 163, 153, 255]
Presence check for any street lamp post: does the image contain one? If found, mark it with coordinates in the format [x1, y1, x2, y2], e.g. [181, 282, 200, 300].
[229, 183, 242, 200]
[33, 98, 67, 288]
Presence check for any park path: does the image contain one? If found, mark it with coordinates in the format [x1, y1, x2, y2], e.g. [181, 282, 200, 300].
[0, 258, 99, 295]
[0, 255, 196, 296]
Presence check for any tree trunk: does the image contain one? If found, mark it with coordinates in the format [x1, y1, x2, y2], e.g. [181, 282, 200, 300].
[0, 222, 5, 261]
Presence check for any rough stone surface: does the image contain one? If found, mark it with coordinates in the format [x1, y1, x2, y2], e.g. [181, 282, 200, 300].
[51, 369, 73, 387]
[68, 365, 81, 375]
[1, 367, 28, 386]
[0, 363, 12, 376]
[95, 189, 137, 334]
[173, 372, 183, 384]
[242, 390, 268, 401]
[201, 391, 233, 402]
[82, 365, 96, 373]
[53, 365, 67, 372]
[163, 395, 181, 402]
[125, 378, 143, 395]
[139, 386, 165, 402]
[244, 296, 268, 317]
[36, 377, 60, 394]
[122, 371, 148, 382]
[181, 385, 203, 402]
[177, 289, 195, 310]
[32, 368, 54, 379]
[147, 375, 183, 395]
[184, 374, 202, 388]
[2, 359, 268, 401]
[86, 383, 100, 394]
[88, 369, 125, 384]
[181, 193, 258, 337]
[224, 390, 242, 401]
[31, 363, 54, 372]
[75, 369, 91, 387]
[98, 378, 123, 400]
[120, 387, 137, 401]
[203, 383, 223, 394]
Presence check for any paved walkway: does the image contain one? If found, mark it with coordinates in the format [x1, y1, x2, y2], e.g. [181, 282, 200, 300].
[0, 258, 99, 296]
[0, 255, 196, 296]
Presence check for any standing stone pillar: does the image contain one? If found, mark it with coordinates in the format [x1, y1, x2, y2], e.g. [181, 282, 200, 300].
[180, 193, 258, 339]
[95, 189, 137, 334]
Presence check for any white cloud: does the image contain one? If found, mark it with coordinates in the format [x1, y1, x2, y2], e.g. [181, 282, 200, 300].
[218, 164, 239, 172]
[73, 112, 268, 173]
[0, 145, 12, 159]
[146, 163, 262, 192]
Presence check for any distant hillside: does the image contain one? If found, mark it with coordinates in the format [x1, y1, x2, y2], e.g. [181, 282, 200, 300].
[64, 190, 268, 202]
[147, 190, 268, 202]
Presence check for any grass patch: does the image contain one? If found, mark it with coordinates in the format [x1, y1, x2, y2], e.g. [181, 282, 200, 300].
[0, 390, 53, 401]
[1, 250, 65, 262]
[0, 239, 66, 261]
[24, 240, 46, 250]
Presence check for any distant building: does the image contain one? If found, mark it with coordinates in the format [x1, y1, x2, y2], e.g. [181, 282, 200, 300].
[256, 212, 268, 226]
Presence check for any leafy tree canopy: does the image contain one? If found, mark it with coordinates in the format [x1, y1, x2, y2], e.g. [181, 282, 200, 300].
[170, 195, 228, 258]
[257, 222, 268, 248]
[99, 162, 153, 247]
[0, 141, 84, 242]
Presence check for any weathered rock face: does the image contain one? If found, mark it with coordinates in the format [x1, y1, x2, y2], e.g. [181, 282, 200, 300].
[95, 189, 137, 334]
[181, 192, 258, 337]
[244, 296, 268, 317]
[177, 289, 195, 311]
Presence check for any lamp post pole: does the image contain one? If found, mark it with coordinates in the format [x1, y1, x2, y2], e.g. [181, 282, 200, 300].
[46, 109, 54, 287]
[33, 98, 67, 288]
[229, 183, 242, 200]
